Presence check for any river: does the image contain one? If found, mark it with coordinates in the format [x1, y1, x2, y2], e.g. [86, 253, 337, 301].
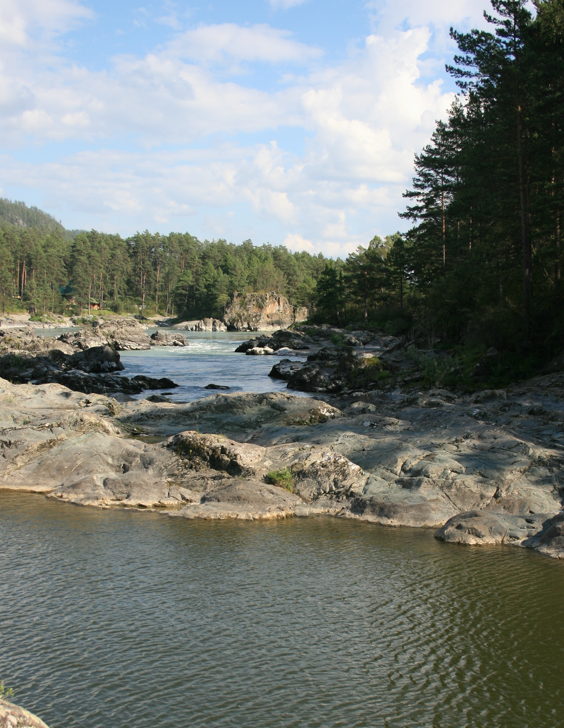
[2, 334, 564, 727]
[119, 331, 308, 402]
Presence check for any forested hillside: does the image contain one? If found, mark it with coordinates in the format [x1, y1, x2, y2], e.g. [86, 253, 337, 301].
[0, 199, 66, 235]
[0, 222, 327, 318]
[314, 0, 564, 372]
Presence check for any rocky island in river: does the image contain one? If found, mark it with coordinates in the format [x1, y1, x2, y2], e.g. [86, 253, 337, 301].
[0, 318, 563, 560]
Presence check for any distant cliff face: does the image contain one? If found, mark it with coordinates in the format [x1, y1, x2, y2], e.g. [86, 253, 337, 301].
[223, 293, 307, 331]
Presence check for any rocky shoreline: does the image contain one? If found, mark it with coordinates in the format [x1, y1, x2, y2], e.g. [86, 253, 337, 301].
[1, 347, 563, 558]
[0, 317, 183, 395]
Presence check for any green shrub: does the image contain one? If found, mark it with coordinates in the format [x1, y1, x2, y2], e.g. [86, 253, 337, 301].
[266, 468, 294, 492]
[0, 681, 15, 700]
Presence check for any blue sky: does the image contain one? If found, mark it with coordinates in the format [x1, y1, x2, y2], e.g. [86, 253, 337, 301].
[0, 0, 495, 256]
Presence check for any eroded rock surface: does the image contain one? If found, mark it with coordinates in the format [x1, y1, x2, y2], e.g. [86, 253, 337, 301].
[0, 699, 50, 728]
[174, 318, 227, 332]
[224, 292, 307, 331]
[1, 372, 563, 557]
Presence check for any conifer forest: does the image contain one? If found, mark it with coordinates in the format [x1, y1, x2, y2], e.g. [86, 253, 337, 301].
[1, 0, 563, 375]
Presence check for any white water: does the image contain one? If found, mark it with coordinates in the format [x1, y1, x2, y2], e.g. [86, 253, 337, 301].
[119, 331, 310, 402]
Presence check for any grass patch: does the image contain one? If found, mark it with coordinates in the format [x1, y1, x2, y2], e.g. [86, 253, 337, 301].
[266, 467, 294, 492]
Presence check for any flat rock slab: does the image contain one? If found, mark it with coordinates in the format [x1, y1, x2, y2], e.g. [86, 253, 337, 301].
[1, 374, 564, 558]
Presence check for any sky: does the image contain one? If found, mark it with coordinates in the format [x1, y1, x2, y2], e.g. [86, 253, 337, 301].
[0, 0, 494, 257]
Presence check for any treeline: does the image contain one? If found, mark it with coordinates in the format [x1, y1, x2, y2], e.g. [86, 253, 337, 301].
[316, 0, 564, 362]
[0, 223, 328, 318]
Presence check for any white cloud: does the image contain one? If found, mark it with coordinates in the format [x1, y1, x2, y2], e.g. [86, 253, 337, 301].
[0, 5, 478, 257]
[0, 0, 92, 47]
[166, 23, 322, 64]
[283, 233, 315, 251]
[366, 0, 489, 33]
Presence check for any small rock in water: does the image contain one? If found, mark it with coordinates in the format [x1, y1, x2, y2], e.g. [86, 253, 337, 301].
[146, 394, 173, 403]
[205, 383, 230, 390]
[132, 375, 178, 389]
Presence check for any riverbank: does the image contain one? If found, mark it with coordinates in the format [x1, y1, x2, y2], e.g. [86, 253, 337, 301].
[1, 363, 562, 557]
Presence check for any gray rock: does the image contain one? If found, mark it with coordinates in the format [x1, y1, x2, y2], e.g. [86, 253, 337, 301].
[434, 510, 550, 545]
[173, 479, 300, 520]
[59, 318, 152, 351]
[0, 699, 50, 728]
[1, 366, 564, 558]
[65, 345, 124, 373]
[150, 331, 187, 346]
[176, 318, 227, 332]
[521, 512, 564, 559]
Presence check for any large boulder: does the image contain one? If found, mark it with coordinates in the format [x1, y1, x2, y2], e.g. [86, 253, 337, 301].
[150, 331, 187, 347]
[66, 345, 124, 373]
[435, 510, 551, 545]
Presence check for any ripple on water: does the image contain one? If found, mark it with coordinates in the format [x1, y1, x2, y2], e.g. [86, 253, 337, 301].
[1, 492, 564, 728]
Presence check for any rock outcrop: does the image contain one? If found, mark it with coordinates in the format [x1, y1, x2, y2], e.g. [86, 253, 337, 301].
[223, 293, 307, 331]
[1, 368, 563, 558]
[174, 318, 227, 332]
[0, 699, 50, 728]
[0, 331, 179, 396]
[61, 318, 152, 350]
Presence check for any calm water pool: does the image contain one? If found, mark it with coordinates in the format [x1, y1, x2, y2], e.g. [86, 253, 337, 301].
[1, 491, 563, 728]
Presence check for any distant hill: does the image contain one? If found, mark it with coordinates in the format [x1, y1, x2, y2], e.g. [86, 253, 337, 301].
[0, 198, 83, 240]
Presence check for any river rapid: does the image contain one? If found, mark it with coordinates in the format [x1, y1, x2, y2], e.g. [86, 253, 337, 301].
[2, 332, 564, 728]
[120, 331, 309, 403]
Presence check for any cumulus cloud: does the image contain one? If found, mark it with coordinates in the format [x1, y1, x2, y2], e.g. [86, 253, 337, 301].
[166, 23, 322, 64]
[0, 2, 488, 257]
